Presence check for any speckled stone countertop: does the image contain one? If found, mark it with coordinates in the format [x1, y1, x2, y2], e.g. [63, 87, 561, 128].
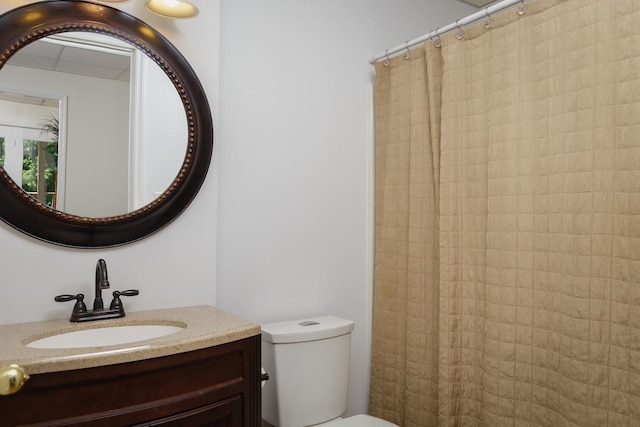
[0, 305, 260, 374]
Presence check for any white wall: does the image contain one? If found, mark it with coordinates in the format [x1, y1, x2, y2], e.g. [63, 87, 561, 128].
[216, 0, 477, 417]
[0, 99, 57, 128]
[0, 0, 220, 324]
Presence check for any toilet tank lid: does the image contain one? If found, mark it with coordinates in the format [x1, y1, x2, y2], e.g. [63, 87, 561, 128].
[261, 316, 355, 344]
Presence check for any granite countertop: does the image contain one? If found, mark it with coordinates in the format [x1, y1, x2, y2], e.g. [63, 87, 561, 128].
[0, 305, 260, 374]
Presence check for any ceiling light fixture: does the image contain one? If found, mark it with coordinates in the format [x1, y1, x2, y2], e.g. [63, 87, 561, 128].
[145, 0, 199, 19]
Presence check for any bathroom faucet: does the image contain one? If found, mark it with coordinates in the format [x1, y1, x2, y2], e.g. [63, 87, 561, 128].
[55, 258, 139, 322]
[93, 258, 110, 310]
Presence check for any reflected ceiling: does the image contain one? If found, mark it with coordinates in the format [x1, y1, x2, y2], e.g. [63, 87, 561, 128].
[0, 36, 130, 108]
[8, 39, 130, 82]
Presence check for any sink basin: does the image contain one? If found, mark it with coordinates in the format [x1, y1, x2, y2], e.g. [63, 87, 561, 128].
[26, 324, 185, 349]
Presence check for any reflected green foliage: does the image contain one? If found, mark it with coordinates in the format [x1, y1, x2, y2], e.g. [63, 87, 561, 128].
[21, 115, 59, 206]
[22, 143, 38, 192]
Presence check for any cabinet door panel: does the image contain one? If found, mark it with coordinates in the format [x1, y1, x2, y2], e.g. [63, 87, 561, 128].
[134, 395, 242, 427]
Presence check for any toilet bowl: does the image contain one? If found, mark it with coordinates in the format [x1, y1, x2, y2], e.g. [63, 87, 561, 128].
[320, 414, 397, 426]
[261, 316, 398, 427]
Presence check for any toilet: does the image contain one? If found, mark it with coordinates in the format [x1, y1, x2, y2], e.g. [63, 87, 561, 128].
[261, 316, 398, 427]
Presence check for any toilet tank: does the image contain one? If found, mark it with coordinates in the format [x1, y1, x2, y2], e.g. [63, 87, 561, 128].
[261, 316, 355, 427]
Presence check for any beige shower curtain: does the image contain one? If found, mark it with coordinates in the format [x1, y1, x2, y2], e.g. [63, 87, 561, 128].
[369, 0, 640, 426]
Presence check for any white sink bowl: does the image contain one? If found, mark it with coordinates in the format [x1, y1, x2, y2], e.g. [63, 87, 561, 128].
[26, 324, 185, 349]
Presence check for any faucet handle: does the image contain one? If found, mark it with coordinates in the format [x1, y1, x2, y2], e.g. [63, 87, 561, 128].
[109, 289, 139, 311]
[118, 289, 140, 297]
[54, 293, 87, 314]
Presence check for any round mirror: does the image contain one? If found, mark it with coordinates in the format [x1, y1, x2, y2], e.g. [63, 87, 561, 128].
[0, 1, 213, 248]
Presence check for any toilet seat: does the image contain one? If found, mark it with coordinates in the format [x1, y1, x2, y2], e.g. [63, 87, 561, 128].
[320, 414, 398, 427]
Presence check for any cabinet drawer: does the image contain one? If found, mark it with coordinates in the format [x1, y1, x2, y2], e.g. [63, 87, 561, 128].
[133, 395, 242, 427]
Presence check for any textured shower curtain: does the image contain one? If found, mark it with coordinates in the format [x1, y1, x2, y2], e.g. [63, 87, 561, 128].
[369, 0, 640, 426]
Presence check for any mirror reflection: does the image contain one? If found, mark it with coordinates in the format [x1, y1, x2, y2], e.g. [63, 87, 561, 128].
[0, 32, 187, 218]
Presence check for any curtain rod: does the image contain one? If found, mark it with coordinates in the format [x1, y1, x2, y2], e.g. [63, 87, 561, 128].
[369, 0, 528, 64]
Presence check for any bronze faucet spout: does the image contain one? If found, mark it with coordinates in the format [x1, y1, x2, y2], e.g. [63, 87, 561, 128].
[93, 259, 110, 311]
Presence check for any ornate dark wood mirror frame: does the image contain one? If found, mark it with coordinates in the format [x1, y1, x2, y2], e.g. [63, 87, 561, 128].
[0, 0, 213, 248]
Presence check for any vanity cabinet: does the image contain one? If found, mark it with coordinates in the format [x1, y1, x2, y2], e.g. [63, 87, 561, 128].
[0, 334, 261, 427]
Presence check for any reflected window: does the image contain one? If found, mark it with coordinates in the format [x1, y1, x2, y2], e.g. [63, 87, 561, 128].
[0, 122, 59, 208]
